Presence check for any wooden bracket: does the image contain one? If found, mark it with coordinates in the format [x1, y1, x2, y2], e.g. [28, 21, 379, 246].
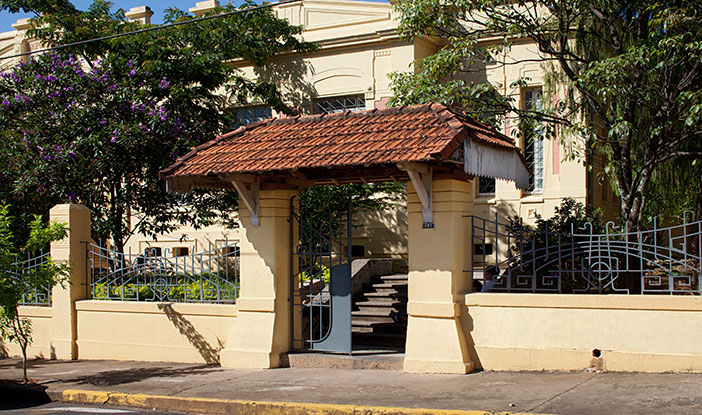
[231, 178, 260, 226]
[398, 162, 433, 229]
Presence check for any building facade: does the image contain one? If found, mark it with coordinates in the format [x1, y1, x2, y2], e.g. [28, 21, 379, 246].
[0, 0, 615, 262]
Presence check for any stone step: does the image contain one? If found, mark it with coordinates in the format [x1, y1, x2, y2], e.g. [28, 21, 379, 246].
[355, 305, 406, 314]
[367, 283, 408, 292]
[352, 321, 407, 331]
[355, 300, 406, 309]
[281, 352, 404, 371]
[352, 309, 406, 318]
[352, 325, 408, 334]
[352, 315, 395, 324]
[362, 291, 407, 300]
[377, 273, 409, 281]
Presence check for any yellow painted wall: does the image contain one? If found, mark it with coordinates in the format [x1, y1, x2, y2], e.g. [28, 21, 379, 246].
[0, 306, 54, 359]
[464, 293, 702, 372]
[75, 301, 237, 364]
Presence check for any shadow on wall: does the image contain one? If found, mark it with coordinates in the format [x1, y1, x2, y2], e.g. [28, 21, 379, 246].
[157, 303, 223, 365]
[254, 59, 317, 112]
[460, 310, 483, 371]
[352, 205, 409, 263]
[0, 341, 7, 358]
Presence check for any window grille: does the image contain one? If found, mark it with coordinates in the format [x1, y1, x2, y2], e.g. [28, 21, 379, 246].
[523, 88, 544, 193]
[235, 107, 272, 126]
[478, 177, 496, 195]
[314, 95, 365, 114]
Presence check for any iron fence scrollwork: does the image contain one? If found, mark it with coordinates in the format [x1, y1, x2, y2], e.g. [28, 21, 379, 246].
[469, 214, 702, 295]
[8, 249, 52, 306]
[86, 240, 239, 303]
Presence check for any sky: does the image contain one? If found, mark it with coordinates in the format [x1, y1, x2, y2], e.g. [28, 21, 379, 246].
[0, 0, 388, 33]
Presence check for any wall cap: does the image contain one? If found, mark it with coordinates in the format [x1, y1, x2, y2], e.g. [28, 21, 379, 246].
[465, 293, 702, 312]
[75, 300, 238, 317]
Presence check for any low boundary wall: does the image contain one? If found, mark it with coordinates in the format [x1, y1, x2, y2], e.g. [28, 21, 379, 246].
[1, 306, 54, 359]
[464, 293, 702, 372]
[75, 301, 237, 364]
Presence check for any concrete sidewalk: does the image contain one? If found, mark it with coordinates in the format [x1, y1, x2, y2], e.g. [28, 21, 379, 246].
[1, 358, 701, 415]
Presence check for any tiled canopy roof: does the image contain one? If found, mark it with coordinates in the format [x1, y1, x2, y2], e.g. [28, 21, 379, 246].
[161, 103, 528, 190]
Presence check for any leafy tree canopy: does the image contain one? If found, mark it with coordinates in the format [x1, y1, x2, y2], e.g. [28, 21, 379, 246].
[390, 0, 702, 229]
[0, 0, 315, 251]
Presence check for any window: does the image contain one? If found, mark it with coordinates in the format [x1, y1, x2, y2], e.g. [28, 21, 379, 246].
[173, 247, 189, 257]
[478, 177, 496, 195]
[314, 94, 365, 114]
[522, 87, 544, 193]
[351, 245, 365, 257]
[235, 106, 272, 126]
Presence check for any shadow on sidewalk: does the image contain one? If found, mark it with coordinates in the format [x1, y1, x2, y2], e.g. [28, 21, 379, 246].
[69, 364, 216, 387]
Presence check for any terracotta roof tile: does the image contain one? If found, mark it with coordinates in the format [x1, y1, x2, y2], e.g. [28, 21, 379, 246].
[161, 103, 522, 180]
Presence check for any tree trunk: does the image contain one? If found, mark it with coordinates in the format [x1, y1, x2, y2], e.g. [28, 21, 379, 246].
[621, 192, 643, 294]
[11, 306, 30, 382]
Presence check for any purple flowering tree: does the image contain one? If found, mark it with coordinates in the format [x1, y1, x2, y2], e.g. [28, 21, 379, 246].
[0, 1, 314, 252]
[0, 53, 235, 252]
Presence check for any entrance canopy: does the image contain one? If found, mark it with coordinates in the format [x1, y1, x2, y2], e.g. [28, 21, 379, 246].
[160, 103, 530, 192]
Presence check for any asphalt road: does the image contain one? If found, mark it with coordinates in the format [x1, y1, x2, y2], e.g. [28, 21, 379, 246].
[1, 400, 192, 415]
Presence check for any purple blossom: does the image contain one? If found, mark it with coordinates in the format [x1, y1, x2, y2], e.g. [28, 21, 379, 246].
[128, 59, 134, 68]
[108, 84, 118, 92]
[68, 192, 76, 201]
[99, 120, 107, 126]
[129, 69, 137, 77]
[159, 77, 169, 89]
[2, 99, 9, 107]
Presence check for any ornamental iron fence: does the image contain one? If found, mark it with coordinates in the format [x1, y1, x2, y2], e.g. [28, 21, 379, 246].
[9, 248, 52, 306]
[469, 214, 701, 295]
[85, 240, 239, 303]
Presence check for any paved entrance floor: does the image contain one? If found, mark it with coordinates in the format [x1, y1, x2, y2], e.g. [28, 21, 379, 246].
[1, 358, 701, 415]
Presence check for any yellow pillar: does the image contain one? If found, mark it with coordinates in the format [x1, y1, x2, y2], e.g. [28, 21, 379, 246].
[404, 179, 474, 374]
[220, 188, 297, 368]
[49, 203, 91, 360]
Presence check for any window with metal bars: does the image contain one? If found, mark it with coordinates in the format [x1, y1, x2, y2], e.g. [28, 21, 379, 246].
[313, 95, 365, 114]
[235, 106, 272, 126]
[522, 87, 544, 193]
[478, 177, 496, 195]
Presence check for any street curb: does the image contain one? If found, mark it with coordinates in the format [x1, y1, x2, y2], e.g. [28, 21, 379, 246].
[58, 389, 545, 415]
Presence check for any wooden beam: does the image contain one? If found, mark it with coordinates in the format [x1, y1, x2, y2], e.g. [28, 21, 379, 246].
[231, 178, 260, 226]
[398, 163, 434, 229]
[397, 161, 430, 175]
[218, 173, 257, 183]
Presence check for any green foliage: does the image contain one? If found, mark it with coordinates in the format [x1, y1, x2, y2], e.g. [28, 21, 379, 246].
[0, 0, 315, 251]
[92, 276, 238, 302]
[0, 202, 69, 381]
[298, 263, 330, 283]
[299, 182, 406, 227]
[390, 0, 702, 229]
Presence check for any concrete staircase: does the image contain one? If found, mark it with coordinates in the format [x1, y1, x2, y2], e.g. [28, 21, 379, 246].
[352, 273, 408, 349]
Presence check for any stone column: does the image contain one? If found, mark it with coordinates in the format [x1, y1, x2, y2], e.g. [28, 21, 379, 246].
[220, 188, 298, 368]
[49, 204, 91, 360]
[404, 179, 474, 374]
